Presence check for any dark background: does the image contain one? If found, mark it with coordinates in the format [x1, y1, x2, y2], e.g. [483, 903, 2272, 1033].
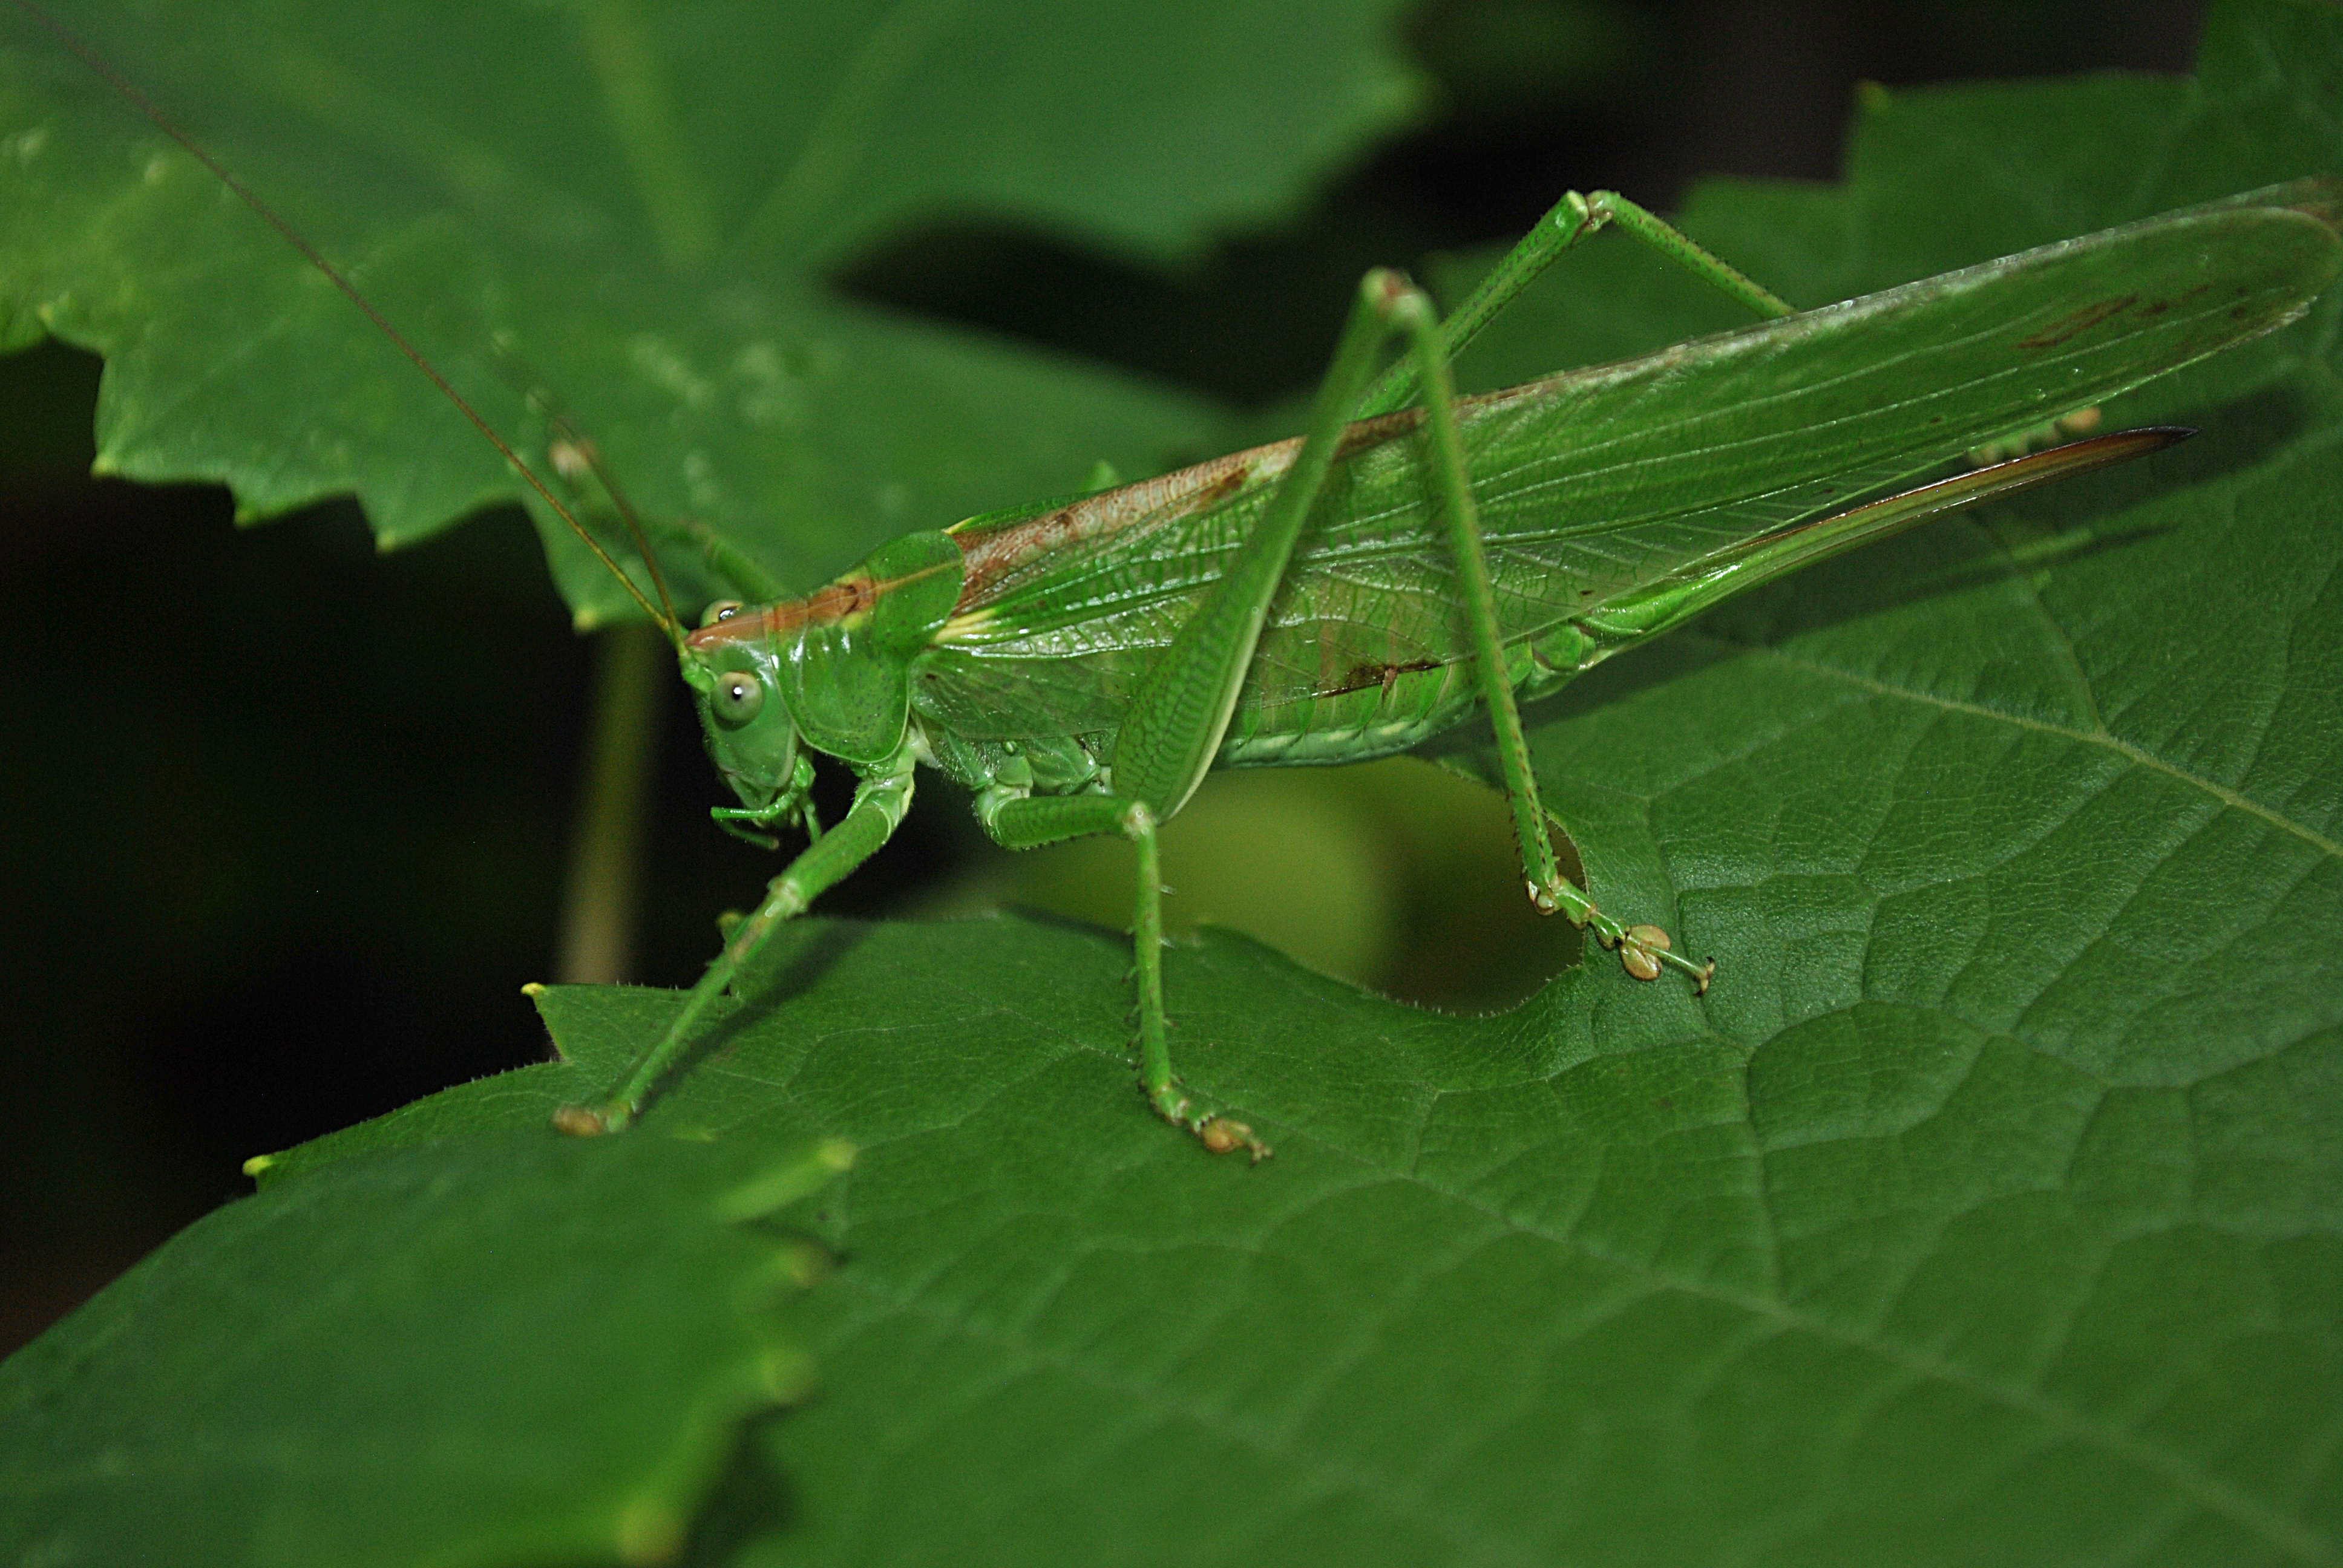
[0, 0, 2204, 1353]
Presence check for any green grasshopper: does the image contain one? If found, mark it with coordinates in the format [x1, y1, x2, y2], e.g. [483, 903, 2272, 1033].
[21, 5, 2341, 1160]
[543, 181, 2341, 1158]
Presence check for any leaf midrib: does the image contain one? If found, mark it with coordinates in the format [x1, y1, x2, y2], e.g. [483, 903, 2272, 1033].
[1737, 638, 2342, 862]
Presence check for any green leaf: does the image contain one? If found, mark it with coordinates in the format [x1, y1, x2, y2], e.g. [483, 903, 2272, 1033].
[0, 0, 1424, 621]
[0, 1129, 851, 1567]
[258, 887, 2343, 1565]
[12, 2, 2343, 1564]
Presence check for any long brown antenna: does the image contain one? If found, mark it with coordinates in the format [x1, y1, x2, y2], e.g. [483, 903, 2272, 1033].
[551, 419, 683, 634]
[490, 339, 683, 635]
[10, 0, 683, 644]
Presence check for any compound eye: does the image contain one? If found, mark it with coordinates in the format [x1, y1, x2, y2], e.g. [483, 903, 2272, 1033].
[710, 669, 766, 727]
[700, 599, 745, 628]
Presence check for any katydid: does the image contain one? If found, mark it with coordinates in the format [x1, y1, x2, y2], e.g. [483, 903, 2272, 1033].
[552, 180, 2340, 1158]
[18, 7, 2341, 1160]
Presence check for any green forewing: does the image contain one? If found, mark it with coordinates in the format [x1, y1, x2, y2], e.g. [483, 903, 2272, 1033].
[918, 181, 2341, 753]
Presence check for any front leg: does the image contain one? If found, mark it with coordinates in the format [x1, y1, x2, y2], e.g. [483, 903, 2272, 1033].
[554, 754, 916, 1135]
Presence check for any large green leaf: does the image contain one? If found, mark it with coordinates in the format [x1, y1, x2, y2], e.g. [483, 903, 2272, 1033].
[0, 1129, 851, 1566]
[0, 0, 1423, 620]
[10, 1, 2342, 1564]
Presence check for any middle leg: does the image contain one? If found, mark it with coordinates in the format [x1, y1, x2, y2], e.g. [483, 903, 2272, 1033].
[979, 789, 1269, 1160]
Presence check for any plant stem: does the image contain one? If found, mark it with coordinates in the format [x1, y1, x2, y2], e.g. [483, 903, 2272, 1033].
[553, 622, 668, 985]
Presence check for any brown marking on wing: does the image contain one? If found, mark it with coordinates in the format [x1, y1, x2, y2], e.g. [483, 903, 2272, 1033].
[1323, 657, 1442, 698]
[2134, 281, 2212, 319]
[952, 447, 1277, 611]
[2017, 294, 2141, 349]
[686, 575, 875, 650]
[1332, 406, 1424, 460]
[1189, 463, 1253, 509]
[949, 407, 1430, 613]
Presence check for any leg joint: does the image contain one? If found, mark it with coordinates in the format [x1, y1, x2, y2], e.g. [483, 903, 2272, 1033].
[1358, 266, 1409, 310]
[971, 781, 1031, 835]
[1360, 267, 1434, 328]
[1561, 189, 1610, 237]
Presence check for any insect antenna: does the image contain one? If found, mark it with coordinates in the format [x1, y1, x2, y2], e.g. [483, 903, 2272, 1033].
[488, 338, 685, 636]
[11, 0, 685, 645]
[552, 425, 684, 634]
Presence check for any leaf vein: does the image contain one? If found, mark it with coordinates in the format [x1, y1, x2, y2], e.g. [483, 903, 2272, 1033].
[1730, 641, 2343, 861]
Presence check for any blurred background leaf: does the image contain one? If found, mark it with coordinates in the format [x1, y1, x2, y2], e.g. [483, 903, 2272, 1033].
[0, 0, 1437, 619]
